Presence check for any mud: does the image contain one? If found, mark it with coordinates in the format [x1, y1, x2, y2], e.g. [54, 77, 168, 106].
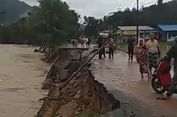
[41, 49, 82, 89]
[2, 44, 176, 117]
[37, 49, 120, 117]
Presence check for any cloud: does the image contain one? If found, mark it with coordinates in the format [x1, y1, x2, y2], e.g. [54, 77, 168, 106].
[64, 0, 123, 18]
[20, 0, 39, 6]
[21, 0, 172, 19]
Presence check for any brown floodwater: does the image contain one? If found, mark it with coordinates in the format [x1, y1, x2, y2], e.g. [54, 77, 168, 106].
[92, 51, 177, 117]
[0, 45, 49, 117]
[1, 44, 177, 117]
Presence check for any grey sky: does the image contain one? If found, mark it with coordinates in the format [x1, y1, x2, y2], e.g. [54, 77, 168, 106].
[21, 0, 172, 19]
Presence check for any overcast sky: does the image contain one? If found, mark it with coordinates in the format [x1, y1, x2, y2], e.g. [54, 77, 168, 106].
[21, 0, 172, 20]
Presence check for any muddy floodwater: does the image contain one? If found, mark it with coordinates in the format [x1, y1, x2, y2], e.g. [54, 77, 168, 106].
[1, 45, 177, 117]
[0, 45, 49, 117]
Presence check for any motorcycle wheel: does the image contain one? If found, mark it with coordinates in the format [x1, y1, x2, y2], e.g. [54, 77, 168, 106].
[151, 76, 165, 94]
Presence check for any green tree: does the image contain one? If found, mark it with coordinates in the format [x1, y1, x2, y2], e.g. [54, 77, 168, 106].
[158, 0, 163, 5]
[0, 0, 80, 46]
[27, 0, 80, 46]
[83, 16, 102, 38]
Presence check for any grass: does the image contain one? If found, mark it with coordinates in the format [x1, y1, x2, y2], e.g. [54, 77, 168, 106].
[117, 42, 128, 53]
[118, 41, 170, 55]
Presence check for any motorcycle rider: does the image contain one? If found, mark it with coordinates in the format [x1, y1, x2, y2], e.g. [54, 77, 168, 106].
[159, 39, 177, 100]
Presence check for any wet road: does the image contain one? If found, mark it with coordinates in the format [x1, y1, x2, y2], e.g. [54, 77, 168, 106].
[1, 44, 177, 117]
[0, 45, 49, 117]
[92, 51, 177, 117]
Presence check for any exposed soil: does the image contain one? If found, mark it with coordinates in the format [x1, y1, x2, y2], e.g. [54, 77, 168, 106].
[41, 49, 79, 89]
[2, 45, 176, 117]
[37, 49, 120, 117]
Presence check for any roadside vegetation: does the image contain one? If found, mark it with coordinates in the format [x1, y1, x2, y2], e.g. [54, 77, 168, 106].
[118, 41, 170, 55]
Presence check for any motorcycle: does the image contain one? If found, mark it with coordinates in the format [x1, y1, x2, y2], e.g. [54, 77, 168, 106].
[151, 57, 175, 94]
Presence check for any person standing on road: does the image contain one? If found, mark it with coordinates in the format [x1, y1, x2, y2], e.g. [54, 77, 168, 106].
[146, 34, 160, 74]
[108, 37, 115, 59]
[102, 37, 107, 58]
[79, 36, 86, 48]
[135, 39, 150, 79]
[71, 39, 77, 47]
[97, 36, 104, 59]
[158, 39, 177, 100]
[127, 36, 135, 62]
[86, 37, 91, 48]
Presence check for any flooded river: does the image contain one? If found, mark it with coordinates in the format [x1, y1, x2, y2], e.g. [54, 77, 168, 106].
[0, 45, 49, 117]
[1, 45, 177, 117]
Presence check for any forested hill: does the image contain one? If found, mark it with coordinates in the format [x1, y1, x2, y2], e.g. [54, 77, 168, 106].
[0, 0, 31, 25]
[0, 0, 80, 45]
[103, 0, 177, 26]
[83, 0, 177, 37]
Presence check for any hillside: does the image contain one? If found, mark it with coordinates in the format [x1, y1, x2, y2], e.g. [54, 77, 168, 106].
[0, 0, 31, 25]
[82, 0, 177, 37]
[103, 0, 177, 26]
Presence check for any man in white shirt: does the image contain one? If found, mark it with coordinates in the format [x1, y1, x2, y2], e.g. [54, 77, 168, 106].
[146, 34, 160, 74]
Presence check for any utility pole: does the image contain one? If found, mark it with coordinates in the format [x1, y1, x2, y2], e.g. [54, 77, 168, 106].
[136, 0, 139, 42]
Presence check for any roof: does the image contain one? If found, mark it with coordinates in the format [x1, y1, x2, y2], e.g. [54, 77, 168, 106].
[158, 24, 177, 31]
[117, 26, 154, 31]
[99, 32, 109, 38]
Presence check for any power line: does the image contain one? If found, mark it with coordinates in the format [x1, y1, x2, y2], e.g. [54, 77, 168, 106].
[119, 0, 131, 10]
[136, 0, 139, 41]
[140, 0, 157, 6]
[140, 0, 147, 4]
[123, 0, 136, 10]
[112, 0, 127, 12]
[118, 0, 159, 11]
[140, 0, 153, 4]
[118, 0, 127, 10]
[123, 0, 133, 9]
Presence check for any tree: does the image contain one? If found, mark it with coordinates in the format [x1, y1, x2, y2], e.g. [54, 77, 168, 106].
[83, 16, 101, 38]
[158, 0, 163, 5]
[97, 0, 177, 27]
[27, 0, 80, 46]
[0, 0, 80, 45]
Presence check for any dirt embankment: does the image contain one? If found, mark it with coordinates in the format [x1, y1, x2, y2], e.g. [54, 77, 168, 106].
[37, 49, 120, 117]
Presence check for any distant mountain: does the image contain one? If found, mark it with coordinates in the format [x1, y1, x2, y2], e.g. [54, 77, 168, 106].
[0, 0, 32, 25]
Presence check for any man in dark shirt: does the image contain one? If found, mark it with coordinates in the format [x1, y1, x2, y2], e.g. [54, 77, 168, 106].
[97, 36, 104, 59]
[159, 39, 177, 100]
[127, 36, 135, 62]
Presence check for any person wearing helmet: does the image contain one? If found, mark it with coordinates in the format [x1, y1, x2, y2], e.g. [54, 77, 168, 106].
[158, 39, 177, 100]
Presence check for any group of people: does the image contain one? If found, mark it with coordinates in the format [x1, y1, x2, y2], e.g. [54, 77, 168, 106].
[95, 32, 177, 100]
[71, 36, 91, 48]
[130, 34, 161, 79]
[127, 33, 177, 100]
[79, 36, 91, 48]
[97, 35, 116, 59]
